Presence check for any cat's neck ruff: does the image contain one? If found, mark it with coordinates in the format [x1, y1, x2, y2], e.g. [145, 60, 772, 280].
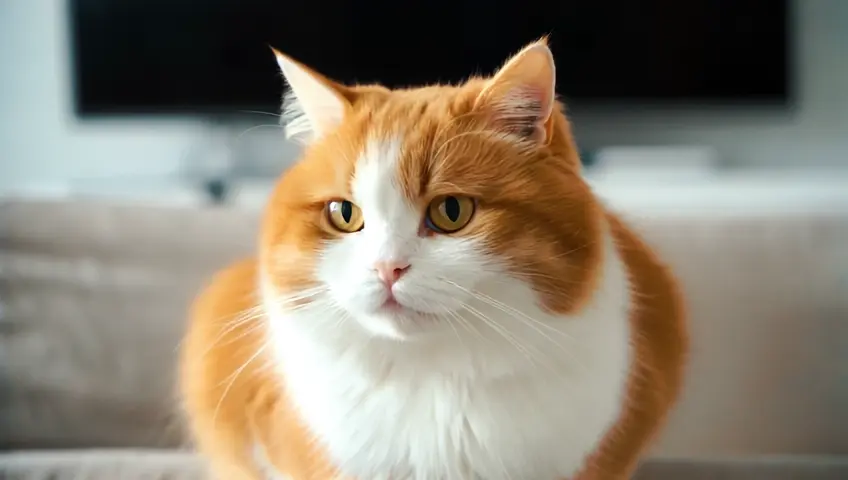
[262, 226, 632, 479]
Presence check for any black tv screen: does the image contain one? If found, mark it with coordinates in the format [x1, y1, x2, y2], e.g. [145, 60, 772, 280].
[69, 0, 791, 117]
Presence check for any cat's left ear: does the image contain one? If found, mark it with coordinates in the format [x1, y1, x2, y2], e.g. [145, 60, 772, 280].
[271, 47, 352, 143]
[475, 39, 557, 145]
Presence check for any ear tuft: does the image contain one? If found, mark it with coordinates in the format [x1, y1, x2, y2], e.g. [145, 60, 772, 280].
[475, 40, 557, 145]
[271, 47, 350, 143]
[280, 89, 312, 141]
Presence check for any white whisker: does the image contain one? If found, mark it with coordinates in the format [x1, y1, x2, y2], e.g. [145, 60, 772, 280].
[239, 109, 283, 119]
[451, 280, 576, 340]
[459, 302, 537, 366]
[202, 286, 329, 357]
[212, 340, 270, 427]
[441, 309, 466, 348]
[445, 308, 488, 345]
[442, 278, 586, 371]
[200, 308, 265, 358]
[236, 123, 284, 141]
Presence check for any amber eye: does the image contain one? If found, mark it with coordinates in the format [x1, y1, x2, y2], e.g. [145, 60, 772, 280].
[425, 195, 475, 233]
[327, 200, 364, 233]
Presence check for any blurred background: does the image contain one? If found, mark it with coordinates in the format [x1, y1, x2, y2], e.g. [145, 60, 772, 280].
[1, 0, 846, 201]
[1, 1, 847, 479]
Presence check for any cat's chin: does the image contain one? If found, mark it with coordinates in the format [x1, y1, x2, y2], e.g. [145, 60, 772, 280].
[354, 301, 446, 340]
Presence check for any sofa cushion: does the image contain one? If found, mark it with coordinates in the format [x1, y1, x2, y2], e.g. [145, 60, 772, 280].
[1, 451, 847, 480]
[2, 199, 847, 458]
[0, 200, 256, 448]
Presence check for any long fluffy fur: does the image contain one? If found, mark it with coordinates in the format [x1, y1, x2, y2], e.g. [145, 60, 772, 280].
[180, 41, 688, 480]
[280, 90, 312, 143]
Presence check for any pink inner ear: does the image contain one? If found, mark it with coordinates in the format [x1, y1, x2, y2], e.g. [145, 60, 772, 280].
[489, 85, 550, 142]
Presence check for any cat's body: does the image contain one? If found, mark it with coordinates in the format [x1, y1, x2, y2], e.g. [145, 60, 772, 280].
[180, 40, 687, 480]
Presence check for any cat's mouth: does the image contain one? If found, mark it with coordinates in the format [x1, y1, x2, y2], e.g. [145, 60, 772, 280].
[380, 297, 404, 312]
[375, 297, 439, 320]
[354, 294, 455, 339]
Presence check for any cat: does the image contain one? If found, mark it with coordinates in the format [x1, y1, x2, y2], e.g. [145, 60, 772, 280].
[179, 38, 688, 480]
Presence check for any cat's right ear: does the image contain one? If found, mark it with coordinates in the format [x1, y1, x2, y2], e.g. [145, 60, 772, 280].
[474, 39, 557, 146]
[271, 47, 351, 143]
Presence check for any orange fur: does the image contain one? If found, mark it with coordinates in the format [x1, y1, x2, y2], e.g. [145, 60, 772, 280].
[576, 214, 688, 479]
[180, 40, 687, 479]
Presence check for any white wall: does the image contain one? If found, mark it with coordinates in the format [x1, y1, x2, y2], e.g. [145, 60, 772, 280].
[0, 1, 205, 192]
[1, 1, 847, 193]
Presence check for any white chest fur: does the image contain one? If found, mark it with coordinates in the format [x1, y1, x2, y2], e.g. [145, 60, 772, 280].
[265, 240, 632, 480]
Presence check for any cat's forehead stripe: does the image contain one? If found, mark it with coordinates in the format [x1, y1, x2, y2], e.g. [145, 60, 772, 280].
[351, 135, 400, 202]
[350, 135, 417, 226]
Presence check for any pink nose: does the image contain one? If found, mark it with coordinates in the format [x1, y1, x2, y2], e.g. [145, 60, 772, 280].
[374, 261, 410, 287]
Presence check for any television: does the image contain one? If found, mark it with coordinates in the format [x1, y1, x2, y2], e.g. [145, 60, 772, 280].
[69, 0, 791, 118]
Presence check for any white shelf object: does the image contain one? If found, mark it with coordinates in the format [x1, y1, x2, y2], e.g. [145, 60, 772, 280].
[3, 169, 848, 217]
[591, 146, 719, 182]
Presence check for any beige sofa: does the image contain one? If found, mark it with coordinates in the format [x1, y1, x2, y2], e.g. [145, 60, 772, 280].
[1, 198, 847, 479]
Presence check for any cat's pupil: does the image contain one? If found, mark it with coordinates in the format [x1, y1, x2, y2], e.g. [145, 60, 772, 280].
[444, 196, 460, 222]
[341, 201, 352, 223]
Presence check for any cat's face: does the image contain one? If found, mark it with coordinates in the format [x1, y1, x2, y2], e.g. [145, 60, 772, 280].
[315, 137, 497, 339]
[260, 41, 603, 340]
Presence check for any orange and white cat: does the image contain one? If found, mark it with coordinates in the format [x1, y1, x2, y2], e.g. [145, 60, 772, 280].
[180, 39, 688, 480]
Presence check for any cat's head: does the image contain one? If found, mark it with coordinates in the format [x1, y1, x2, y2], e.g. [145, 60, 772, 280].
[260, 40, 605, 341]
